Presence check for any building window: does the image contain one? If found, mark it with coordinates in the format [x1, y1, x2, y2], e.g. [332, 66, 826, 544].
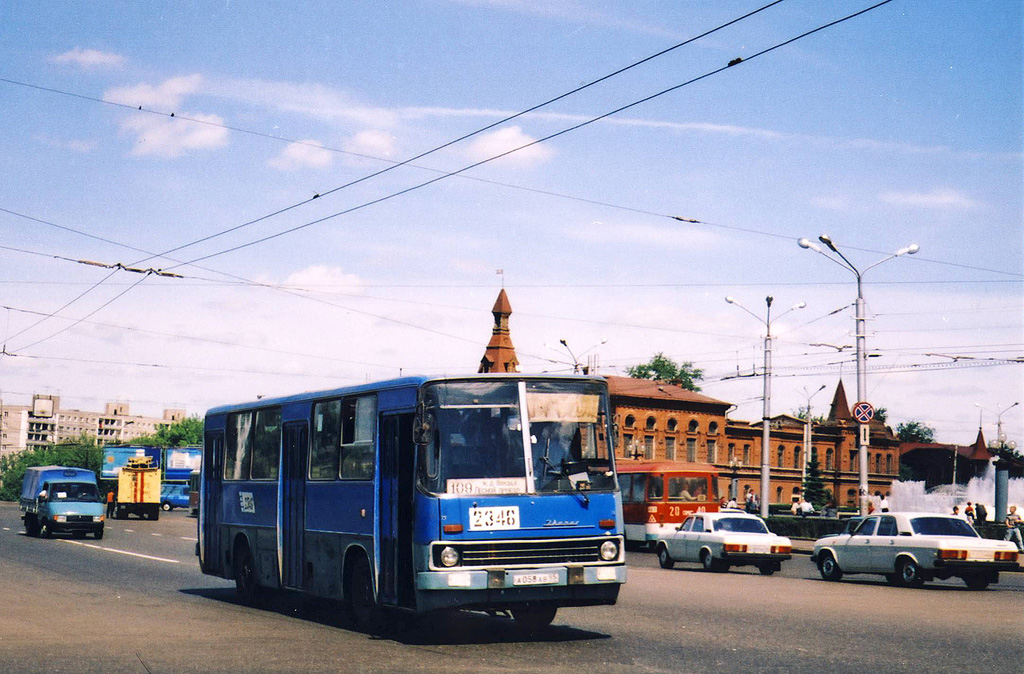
[688, 419, 699, 434]
[846, 488, 857, 506]
[623, 433, 634, 458]
[776, 486, 783, 503]
[777, 445, 785, 467]
[874, 453, 881, 474]
[793, 448, 801, 470]
[644, 435, 654, 460]
[743, 444, 751, 465]
[665, 436, 676, 461]
[825, 448, 834, 471]
[708, 422, 719, 435]
[645, 416, 656, 431]
[886, 454, 893, 474]
[728, 443, 735, 463]
[624, 415, 635, 428]
[707, 440, 717, 463]
[686, 438, 696, 462]
[667, 418, 678, 432]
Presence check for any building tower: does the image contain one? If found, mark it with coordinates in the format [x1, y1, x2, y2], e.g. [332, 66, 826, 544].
[478, 288, 519, 373]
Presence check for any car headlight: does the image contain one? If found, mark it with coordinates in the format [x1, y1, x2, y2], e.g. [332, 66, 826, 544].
[440, 546, 461, 567]
[600, 540, 619, 561]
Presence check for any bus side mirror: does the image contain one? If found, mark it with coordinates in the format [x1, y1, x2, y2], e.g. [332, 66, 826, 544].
[413, 402, 434, 445]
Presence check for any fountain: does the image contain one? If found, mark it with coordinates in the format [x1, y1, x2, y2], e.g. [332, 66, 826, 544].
[889, 461, 1024, 520]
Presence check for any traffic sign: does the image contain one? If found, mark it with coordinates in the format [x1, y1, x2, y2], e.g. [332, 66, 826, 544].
[853, 402, 874, 424]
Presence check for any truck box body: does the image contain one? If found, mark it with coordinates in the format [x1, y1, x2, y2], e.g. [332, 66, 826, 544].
[115, 456, 161, 520]
[20, 466, 105, 539]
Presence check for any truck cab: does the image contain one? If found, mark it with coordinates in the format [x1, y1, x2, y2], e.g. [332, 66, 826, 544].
[20, 466, 105, 539]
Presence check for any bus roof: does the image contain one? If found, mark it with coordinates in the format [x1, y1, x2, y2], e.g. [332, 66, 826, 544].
[616, 460, 718, 474]
[204, 373, 608, 417]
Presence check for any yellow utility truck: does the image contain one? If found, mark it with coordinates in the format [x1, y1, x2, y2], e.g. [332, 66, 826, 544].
[115, 456, 161, 520]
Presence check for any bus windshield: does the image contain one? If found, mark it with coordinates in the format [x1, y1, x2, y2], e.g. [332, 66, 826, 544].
[419, 379, 614, 496]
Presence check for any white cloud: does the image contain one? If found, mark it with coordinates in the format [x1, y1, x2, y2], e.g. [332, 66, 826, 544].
[343, 130, 397, 160]
[104, 74, 204, 110]
[121, 112, 229, 157]
[36, 135, 98, 153]
[880, 188, 980, 209]
[463, 126, 554, 166]
[568, 220, 720, 249]
[50, 48, 125, 69]
[283, 266, 366, 294]
[268, 140, 334, 170]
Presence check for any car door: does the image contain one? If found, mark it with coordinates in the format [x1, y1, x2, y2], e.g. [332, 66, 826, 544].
[683, 515, 705, 561]
[668, 516, 694, 560]
[869, 515, 900, 571]
[842, 516, 878, 572]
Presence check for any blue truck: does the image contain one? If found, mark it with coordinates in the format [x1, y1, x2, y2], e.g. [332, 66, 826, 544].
[20, 466, 105, 539]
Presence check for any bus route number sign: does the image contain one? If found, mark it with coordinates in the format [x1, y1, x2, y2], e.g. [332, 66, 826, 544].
[469, 506, 520, 531]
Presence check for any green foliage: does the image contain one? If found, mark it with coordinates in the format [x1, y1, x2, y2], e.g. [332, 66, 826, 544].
[626, 352, 704, 392]
[803, 458, 828, 507]
[896, 420, 935, 443]
[792, 408, 826, 423]
[120, 416, 203, 448]
[0, 436, 104, 502]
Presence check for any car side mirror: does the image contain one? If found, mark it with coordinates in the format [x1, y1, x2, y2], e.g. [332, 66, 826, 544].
[675, 524, 684, 531]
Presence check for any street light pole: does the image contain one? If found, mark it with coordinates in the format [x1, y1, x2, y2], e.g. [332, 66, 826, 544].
[801, 384, 827, 485]
[726, 295, 805, 518]
[799, 235, 918, 515]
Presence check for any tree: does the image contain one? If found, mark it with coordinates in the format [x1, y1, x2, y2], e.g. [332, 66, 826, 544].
[0, 436, 103, 502]
[120, 417, 203, 448]
[874, 407, 888, 423]
[803, 457, 828, 507]
[792, 408, 826, 424]
[626, 353, 704, 391]
[896, 420, 935, 443]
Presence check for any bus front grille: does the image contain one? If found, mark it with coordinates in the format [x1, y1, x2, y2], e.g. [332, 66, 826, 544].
[456, 538, 608, 568]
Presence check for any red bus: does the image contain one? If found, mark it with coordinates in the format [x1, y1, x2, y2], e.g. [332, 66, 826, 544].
[617, 461, 719, 548]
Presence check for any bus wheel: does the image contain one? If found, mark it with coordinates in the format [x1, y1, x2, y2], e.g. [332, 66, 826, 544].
[347, 555, 382, 633]
[657, 545, 675, 569]
[511, 605, 557, 631]
[234, 543, 262, 606]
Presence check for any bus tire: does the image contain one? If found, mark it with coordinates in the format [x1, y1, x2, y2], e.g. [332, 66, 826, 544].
[347, 554, 382, 633]
[657, 544, 675, 569]
[234, 541, 262, 606]
[511, 605, 557, 631]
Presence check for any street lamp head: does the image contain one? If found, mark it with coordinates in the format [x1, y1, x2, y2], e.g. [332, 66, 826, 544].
[895, 243, 920, 257]
[794, 301, 807, 310]
[725, 296, 736, 304]
[559, 338, 567, 347]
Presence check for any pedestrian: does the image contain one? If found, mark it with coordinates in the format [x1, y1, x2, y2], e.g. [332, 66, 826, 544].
[964, 502, 975, 524]
[975, 502, 988, 523]
[879, 492, 890, 513]
[799, 498, 814, 517]
[790, 497, 800, 516]
[106, 489, 116, 518]
[1004, 505, 1024, 553]
[727, 496, 738, 509]
[951, 505, 960, 517]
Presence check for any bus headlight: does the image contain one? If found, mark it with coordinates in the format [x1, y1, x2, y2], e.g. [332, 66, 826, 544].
[600, 540, 619, 561]
[440, 546, 461, 567]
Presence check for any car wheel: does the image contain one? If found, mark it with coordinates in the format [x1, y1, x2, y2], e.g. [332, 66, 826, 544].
[657, 544, 675, 569]
[511, 605, 558, 632]
[818, 552, 843, 581]
[162, 502, 172, 511]
[700, 549, 725, 572]
[758, 563, 777, 576]
[896, 557, 924, 588]
[964, 575, 990, 591]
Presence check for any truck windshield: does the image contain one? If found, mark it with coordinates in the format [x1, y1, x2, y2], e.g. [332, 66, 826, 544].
[49, 482, 101, 502]
[418, 379, 614, 496]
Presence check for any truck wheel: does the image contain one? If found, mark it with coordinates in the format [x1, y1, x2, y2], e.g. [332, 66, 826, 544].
[511, 605, 558, 631]
[24, 515, 39, 537]
[39, 519, 52, 538]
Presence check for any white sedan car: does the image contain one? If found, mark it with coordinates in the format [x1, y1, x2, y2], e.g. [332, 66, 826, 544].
[655, 511, 792, 575]
[811, 512, 1020, 590]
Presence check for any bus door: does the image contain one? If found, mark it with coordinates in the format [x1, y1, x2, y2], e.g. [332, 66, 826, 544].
[281, 421, 308, 590]
[379, 414, 415, 609]
[201, 431, 224, 575]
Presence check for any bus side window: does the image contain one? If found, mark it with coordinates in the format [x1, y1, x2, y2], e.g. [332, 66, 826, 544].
[619, 474, 632, 502]
[250, 409, 281, 480]
[340, 396, 376, 480]
[648, 475, 664, 501]
[311, 400, 341, 480]
[224, 412, 253, 480]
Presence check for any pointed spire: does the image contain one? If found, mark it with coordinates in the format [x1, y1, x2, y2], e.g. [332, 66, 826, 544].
[479, 289, 519, 373]
[828, 380, 852, 422]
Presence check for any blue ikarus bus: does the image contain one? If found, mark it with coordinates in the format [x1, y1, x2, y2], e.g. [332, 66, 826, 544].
[198, 375, 625, 631]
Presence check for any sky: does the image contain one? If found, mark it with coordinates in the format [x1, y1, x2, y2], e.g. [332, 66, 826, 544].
[0, 0, 1021, 446]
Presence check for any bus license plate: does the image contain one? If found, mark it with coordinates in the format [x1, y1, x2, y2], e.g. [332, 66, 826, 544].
[468, 506, 520, 531]
[513, 572, 558, 586]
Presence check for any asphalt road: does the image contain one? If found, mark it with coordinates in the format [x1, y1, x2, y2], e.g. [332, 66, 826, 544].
[1, 502, 1021, 674]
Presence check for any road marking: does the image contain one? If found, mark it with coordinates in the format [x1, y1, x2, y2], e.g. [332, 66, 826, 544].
[123, 529, 135, 533]
[151, 533, 163, 537]
[180, 536, 195, 541]
[2, 527, 10, 531]
[61, 539, 181, 564]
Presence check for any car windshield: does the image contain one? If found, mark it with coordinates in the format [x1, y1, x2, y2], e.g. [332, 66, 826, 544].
[910, 516, 979, 538]
[418, 379, 614, 496]
[714, 517, 769, 534]
[49, 482, 100, 502]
